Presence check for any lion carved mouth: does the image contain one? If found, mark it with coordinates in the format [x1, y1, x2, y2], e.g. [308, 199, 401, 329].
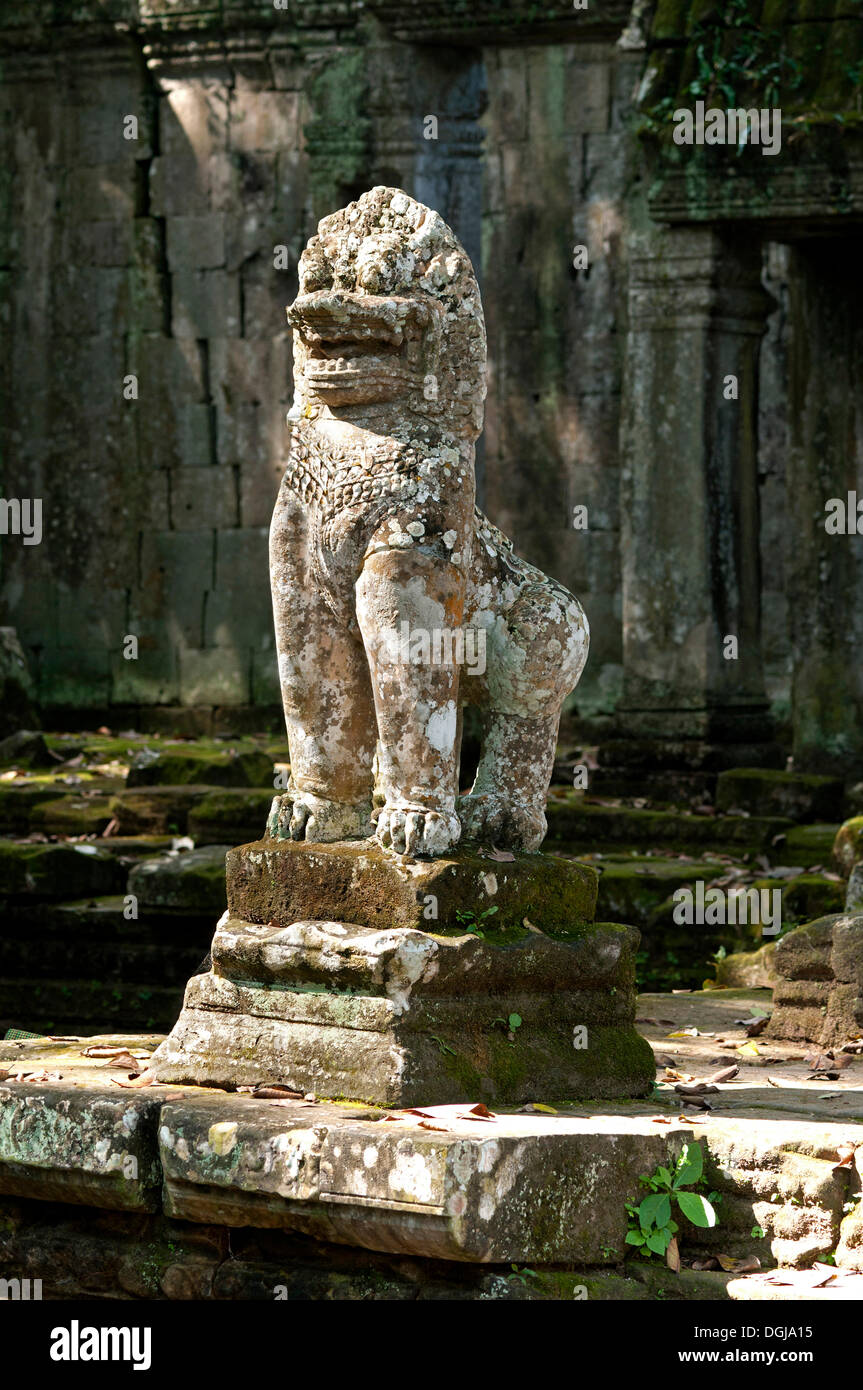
[288, 291, 438, 403]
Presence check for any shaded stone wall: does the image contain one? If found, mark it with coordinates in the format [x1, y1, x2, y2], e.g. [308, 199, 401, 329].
[0, 2, 637, 724]
[6, 1, 841, 739]
[481, 41, 640, 719]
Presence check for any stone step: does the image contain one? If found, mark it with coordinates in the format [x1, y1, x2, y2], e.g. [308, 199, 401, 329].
[545, 795, 793, 855]
[782, 823, 840, 867]
[126, 745, 274, 789]
[3, 895, 212, 942]
[187, 789, 273, 845]
[129, 844, 231, 914]
[1, 1044, 860, 1279]
[0, 839, 126, 899]
[715, 769, 845, 823]
[0, 978, 184, 1032]
[108, 785, 220, 836]
[0, 931, 206, 987]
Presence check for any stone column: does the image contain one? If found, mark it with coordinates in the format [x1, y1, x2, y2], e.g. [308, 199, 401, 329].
[786, 241, 863, 777]
[613, 224, 778, 766]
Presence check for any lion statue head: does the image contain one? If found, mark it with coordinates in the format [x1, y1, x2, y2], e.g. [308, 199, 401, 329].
[287, 186, 487, 440]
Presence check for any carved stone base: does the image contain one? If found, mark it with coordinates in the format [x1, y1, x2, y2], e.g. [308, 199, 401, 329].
[151, 841, 655, 1105]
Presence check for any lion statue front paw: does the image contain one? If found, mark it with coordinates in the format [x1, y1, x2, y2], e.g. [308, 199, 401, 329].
[374, 803, 461, 858]
[267, 788, 373, 843]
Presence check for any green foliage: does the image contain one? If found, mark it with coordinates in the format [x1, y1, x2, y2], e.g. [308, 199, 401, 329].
[625, 1142, 719, 1261]
[454, 903, 499, 938]
[493, 1010, 523, 1042]
[642, 0, 803, 135]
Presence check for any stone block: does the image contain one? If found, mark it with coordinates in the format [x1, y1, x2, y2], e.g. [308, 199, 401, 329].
[166, 215, 226, 270]
[152, 841, 653, 1104]
[767, 913, 863, 1046]
[228, 88, 299, 154]
[65, 163, 137, 222]
[77, 102, 153, 166]
[0, 1081, 162, 1212]
[240, 454, 284, 526]
[134, 529, 214, 647]
[70, 219, 134, 267]
[240, 255, 289, 340]
[110, 643, 180, 705]
[126, 743, 273, 789]
[251, 645, 280, 704]
[157, 1093, 675, 1262]
[225, 839, 598, 934]
[0, 840, 125, 900]
[37, 644, 112, 708]
[170, 270, 241, 339]
[170, 465, 238, 529]
[109, 786, 212, 836]
[834, 817, 863, 877]
[53, 265, 129, 336]
[129, 844, 230, 913]
[205, 528, 271, 643]
[187, 789, 274, 846]
[178, 646, 251, 706]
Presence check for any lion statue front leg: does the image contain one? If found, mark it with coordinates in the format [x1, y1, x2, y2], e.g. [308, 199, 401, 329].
[356, 510, 470, 858]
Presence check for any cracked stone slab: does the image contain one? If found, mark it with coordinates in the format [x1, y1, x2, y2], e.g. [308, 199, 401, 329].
[157, 1094, 683, 1263]
[0, 1079, 163, 1211]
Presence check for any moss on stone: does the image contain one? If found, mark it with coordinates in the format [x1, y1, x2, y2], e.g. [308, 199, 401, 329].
[833, 815, 863, 876]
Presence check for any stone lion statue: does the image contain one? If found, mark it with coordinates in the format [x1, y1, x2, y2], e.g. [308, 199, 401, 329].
[268, 186, 588, 857]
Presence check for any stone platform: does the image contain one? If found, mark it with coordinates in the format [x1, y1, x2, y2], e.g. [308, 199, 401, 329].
[2, 998, 863, 1298]
[150, 839, 654, 1104]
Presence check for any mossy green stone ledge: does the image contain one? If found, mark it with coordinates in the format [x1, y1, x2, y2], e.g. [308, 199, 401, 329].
[225, 838, 599, 934]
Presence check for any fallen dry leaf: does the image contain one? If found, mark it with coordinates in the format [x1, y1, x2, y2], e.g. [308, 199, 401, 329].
[706, 1064, 739, 1084]
[744, 1017, 769, 1037]
[418, 1121, 449, 1132]
[453, 1103, 497, 1122]
[833, 1143, 857, 1169]
[666, 1235, 681, 1273]
[717, 1254, 761, 1273]
[252, 1084, 304, 1099]
[111, 1068, 158, 1088]
[95, 1050, 141, 1072]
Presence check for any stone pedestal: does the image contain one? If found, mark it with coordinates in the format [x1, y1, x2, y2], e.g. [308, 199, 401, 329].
[152, 840, 654, 1105]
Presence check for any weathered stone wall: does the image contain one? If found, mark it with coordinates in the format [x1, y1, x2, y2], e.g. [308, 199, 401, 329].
[481, 41, 640, 720]
[5, 1, 850, 739]
[0, 2, 635, 723]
